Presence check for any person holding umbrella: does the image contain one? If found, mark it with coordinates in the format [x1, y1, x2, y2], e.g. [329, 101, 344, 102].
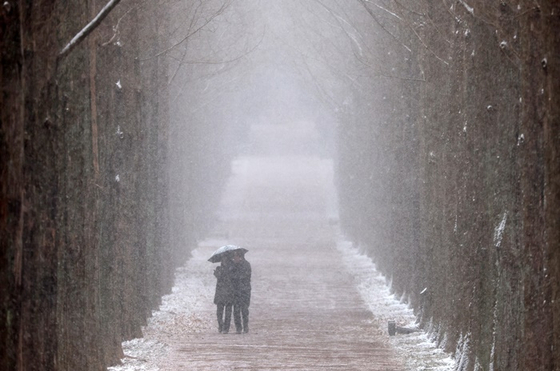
[231, 250, 251, 334]
[208, 245, 249, 334]
[213, 252, 234, 334]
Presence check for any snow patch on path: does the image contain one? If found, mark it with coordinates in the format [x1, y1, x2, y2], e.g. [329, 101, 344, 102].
[108, 245, 217, 371]
[336, 238, 456, 371]
[111, 237, 456, 370]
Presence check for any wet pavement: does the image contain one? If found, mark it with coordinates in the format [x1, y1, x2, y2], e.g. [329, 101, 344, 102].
[151, 155, 406, 370]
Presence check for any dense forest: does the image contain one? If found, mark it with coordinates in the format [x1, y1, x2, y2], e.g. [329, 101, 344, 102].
[0, 1, 236, 369]
[336, 1, 560, 370]
[1, 1, 558, 370]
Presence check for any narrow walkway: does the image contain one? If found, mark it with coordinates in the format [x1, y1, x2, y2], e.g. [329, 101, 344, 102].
[153, 156, 405, 370]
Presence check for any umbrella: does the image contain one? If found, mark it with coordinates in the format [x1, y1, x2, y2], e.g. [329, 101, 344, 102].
[208, 245, 248, 263]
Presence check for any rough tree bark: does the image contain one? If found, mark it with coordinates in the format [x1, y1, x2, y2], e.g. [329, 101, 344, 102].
[336, 1, 560, 370]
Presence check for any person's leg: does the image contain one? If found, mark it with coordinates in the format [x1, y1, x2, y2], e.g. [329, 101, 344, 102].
[223, 303, 232, 333]
[241, 304, 249, 333]
[216, 304, 224, 333]
[233, 303, 242, 333]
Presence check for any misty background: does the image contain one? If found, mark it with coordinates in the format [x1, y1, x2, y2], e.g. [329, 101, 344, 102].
[1, 1, 558, 370]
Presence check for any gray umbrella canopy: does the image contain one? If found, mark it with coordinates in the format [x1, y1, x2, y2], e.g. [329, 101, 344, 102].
[208, 245, 248, 263]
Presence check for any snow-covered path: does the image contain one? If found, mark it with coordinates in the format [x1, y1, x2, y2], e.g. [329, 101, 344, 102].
[109, 155, 455, 370]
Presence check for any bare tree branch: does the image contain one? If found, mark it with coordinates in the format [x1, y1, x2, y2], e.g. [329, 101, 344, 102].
[177, 28, 265, 66]
[311, 0, 369, 56]
[141, 0, 232, 61]
[168, 1, 205, 84]
[355, 0, 412, 52]
[100, 4, 139, 47]
[59, 0, 121, 58]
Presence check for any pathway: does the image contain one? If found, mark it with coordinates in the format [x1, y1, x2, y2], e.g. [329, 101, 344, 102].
[159, 155, 402, 370]
[110, 153, 454, 370]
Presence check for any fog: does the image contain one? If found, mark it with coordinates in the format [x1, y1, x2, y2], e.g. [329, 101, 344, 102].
[167, 0, 356, 156]
[3, 0, 557, 369]
[164, 0, 383, 236]
[157, 2, 559, 369]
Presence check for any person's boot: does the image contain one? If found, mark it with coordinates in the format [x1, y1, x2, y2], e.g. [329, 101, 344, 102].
[222, 320, 230, 334]
[234, 318, 242, 334]
[243, 315, 249, 333]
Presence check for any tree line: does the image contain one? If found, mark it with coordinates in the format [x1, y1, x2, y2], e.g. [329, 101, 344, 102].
[332, 1, 559, 370]
[1, 1, 559, 370]
[0, 0, 237, 369]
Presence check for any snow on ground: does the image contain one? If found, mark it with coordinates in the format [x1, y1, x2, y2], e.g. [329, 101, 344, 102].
[108, 240, 224, 371]
[110, 237, 456, 370]
[336, 238, 456, 371]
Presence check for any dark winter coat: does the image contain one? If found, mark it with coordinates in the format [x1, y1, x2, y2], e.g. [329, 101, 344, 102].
[231, 259, 251, 306]
[213, 265, 235, 305]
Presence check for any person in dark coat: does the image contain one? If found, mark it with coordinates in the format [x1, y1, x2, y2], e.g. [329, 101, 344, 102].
[231, 250, 251, 334]
[214, 253, 234, 334]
